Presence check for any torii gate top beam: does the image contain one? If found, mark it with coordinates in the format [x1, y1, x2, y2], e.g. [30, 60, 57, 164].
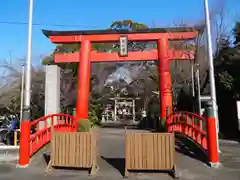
[42, 27, 199, 43]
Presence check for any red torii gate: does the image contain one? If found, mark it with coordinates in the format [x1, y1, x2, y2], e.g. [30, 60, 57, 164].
[42, 28, 197, 123]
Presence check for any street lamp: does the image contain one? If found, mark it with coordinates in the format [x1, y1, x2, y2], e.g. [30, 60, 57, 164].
[22, 0, 34, 121]
[203, 0, 220, 152]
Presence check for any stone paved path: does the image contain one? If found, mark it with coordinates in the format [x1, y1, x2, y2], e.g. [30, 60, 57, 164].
[0, 127, 239, 180]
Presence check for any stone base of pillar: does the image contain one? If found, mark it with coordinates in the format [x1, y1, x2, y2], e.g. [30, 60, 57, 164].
[209, 162, 221, 168]
[16, 164, 29, 168]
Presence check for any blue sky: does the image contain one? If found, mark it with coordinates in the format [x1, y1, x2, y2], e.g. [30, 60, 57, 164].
[0, 0, 239, 64]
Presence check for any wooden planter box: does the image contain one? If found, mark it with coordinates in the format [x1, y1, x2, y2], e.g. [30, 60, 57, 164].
[125, 132, 176, 178]
[50, 132, 97, 175]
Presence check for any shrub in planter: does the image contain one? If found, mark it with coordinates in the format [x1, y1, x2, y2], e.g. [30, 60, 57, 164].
[88, 107, 102, 126]
[77, 119, 91, 132]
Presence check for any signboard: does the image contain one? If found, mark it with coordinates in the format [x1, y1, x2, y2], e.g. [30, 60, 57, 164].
[119, 36, 128, 56]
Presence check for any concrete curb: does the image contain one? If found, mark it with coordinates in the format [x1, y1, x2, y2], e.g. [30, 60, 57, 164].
[0, 146, 19, 150]
[0, 153, 19, 164]
[0, 156, 18, 162]
[219, 139, 239, 145]
[0, 145, 19, 164]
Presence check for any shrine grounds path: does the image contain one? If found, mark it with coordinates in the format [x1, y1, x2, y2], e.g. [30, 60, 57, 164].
[0, 127, 240, 180]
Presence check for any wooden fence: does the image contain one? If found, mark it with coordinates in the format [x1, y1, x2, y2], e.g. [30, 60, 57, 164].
[50, 132, 97, 175]
[125, 132, 176, 177]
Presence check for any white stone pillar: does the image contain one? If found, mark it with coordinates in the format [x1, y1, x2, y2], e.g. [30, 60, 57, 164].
[39, 65, 61, 130]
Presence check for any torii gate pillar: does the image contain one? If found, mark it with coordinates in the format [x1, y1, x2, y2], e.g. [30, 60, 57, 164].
[158, 38, 172, 124]
[76, 40, 91, 120]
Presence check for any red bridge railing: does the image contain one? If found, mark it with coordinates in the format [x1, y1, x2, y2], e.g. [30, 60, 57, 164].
[166, 111, 207, 150]
[19, 113, 76, 167]
[166, 110, 220, 167]
[29, 114, 76, 156]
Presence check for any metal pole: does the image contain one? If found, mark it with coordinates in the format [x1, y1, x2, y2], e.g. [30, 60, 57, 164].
[204, 0, 220, 151]
[23, 0, 34, 121]
[132, 99, 136, 123]
[114, 100, 117, 121]
[20, 65, 25, 123]
[191, 62, 195, 97]
[196, 66, 201, 115]
[18, 0, 34, 167]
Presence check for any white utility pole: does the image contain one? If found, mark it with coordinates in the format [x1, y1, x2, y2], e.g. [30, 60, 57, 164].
[203, 0, 220, 152]
[20, 65, 25, 123]
[22, 0, 34, 121]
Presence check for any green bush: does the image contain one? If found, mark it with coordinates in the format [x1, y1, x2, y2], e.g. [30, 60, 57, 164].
[88, 107, 102, 126]
[77, 119, 91, 132]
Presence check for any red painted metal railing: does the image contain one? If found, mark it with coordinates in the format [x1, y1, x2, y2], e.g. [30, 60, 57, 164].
[166, 111, 208, 150]
[29, 114, 76, 156]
